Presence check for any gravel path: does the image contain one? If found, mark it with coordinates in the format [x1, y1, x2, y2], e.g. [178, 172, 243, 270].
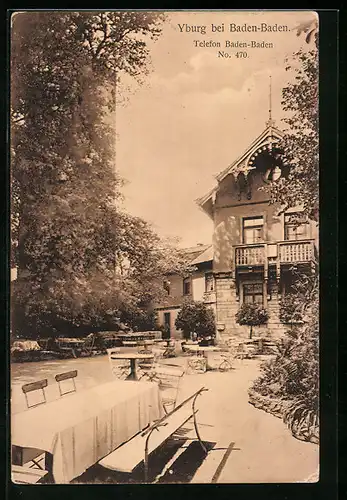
[11, 353, 319, 483]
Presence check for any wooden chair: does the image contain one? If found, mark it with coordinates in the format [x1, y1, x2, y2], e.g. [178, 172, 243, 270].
[12, 465, 49, 484]
[137, 356, 156, 380]
[217, 352, 234, 371]
[235, 342, 254, 360]
[12, 445, 47, 472]
[106, 348, 130, 380]
[80, 334, 95, 356]
[22, 379, 48, 409]
[55, 370, 78, 396]
[137, 339, 154, 354]
[148, 364, 185, 414]
[186, 356, 207, 374]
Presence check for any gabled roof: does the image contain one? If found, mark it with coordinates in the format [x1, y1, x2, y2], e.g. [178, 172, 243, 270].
[178, 244, 213, 265]
[182, 244, 211, 262]
[190, 245, 213, 265]
[196, 123, 284, 210]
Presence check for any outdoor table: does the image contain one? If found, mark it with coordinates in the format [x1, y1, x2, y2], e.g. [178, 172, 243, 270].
[57, 338, 85, 343]
[185, 346, 223, 371]
[185, 345, 221, 356]
[111, 352, 154, 380]
[12, 379, 163, 483]
[57, 338, 85, 348]
[138, 339, 154, 352]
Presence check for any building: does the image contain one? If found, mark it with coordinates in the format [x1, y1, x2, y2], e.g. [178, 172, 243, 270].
[156, 244, 216, 339]
[196, 117, 318, 343]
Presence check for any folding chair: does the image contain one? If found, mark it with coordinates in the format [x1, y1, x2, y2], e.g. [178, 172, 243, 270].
[217, 352, 234, 371]
[187, 356, 207, 374]
[137, 339, 154, 354]
[137, 355, 156, 381]
[13, 446, 47, 471]
[149, 364, 185, 414]
[22, 379, 48, 409]
[20, 380, 48, 470]
[106, 348, 130, 380]
[55, 370, 78, 396]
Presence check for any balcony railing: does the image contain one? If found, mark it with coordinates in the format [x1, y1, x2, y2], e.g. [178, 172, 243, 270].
[234, 239, 315, 267]
[235, 244, 265, 266]
[278, 240, 314, 263]
[203, 291, 216, 303]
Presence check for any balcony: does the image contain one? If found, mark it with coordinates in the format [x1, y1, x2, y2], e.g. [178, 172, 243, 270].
[278, 240, 314, 264]
[235, 244, 265, 266]
[234, 239, 315, 268]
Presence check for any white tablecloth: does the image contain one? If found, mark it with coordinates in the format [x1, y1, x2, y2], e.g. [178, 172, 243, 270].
[12, 380, 163, 483]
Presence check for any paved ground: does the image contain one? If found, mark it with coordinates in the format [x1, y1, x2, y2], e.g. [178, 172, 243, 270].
[175, 357, 319, 483]
[11, 352, 319, 483]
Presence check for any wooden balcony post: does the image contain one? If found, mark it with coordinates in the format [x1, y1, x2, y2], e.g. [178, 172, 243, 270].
[264, 244, 268, 281]
[263, 280, 268, 308]
[276, 243, 281, 281]
[263, 243, 268, 307]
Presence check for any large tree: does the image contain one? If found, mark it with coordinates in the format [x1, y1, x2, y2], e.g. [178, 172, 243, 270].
[266, 24, 318, 221]
[11, 12, 193, 338]
[252, 23, 320, 442]
[11, 11, 165, 273]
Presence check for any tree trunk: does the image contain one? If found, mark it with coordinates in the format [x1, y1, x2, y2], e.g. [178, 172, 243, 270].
[249, 325, 253, 339]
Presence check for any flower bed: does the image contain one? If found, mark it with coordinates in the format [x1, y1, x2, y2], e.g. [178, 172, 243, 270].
[248, 389, 291, 419]
[248, 389, 319, 444]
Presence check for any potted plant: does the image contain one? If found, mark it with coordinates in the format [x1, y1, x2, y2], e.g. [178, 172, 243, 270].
[175, 299, 216, 341]
[235, 303, 269, 339]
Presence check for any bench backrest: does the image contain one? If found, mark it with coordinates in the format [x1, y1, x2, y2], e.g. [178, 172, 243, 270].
[141, 387, 208, 437]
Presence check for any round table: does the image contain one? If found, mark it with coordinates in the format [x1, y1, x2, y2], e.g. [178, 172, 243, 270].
[186, 345, 221, 356]
[111, 353, 154, 380]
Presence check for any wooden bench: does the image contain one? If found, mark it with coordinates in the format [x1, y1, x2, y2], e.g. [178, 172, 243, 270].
[12, 465, 49, 484]
[98, 387, 208, 482]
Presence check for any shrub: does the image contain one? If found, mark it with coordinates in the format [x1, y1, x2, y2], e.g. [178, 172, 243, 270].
[279, 293, 303, 326]
[175, 299, 216, 340]
[235, 303, 268, 339]
[251, 271, 319, 443]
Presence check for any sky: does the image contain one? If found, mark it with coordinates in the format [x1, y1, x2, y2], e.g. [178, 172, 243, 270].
[114, 10, 317, 248]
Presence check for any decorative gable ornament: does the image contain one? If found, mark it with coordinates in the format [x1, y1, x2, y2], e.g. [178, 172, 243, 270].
[196, 123, 284, 217]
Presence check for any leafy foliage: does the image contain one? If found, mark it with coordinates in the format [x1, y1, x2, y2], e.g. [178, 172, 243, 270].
[175, 300, 216, 340]
[251, 19, 319, 442]
[264, 35, 318, 221]
[279, 293, 303, 325]
[10, 12, 195, 339]
[235, 303, 268, 339]
[251, 271, 319, 442]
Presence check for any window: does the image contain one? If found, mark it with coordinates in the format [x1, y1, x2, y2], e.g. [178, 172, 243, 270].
[243, 216, 264, 244]
[163, 312, 171, 339]
[183, 277, 191, 295]
[243, 283, 264, 305]
[163, 280, 170, 295]
[284, 213, 309, 241]
[205, 273, 214, 293]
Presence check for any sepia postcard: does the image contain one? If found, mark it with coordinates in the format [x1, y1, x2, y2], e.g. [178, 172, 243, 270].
[10, 10, 321, 485]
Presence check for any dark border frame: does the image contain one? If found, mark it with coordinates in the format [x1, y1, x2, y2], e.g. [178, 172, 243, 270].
[3, 8, 339, 500]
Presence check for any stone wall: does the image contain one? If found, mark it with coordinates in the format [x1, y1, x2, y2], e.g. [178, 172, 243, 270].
[266, 279, 286, 337]
[215, 273, 285, 342]
[215, 274, 248, 342]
